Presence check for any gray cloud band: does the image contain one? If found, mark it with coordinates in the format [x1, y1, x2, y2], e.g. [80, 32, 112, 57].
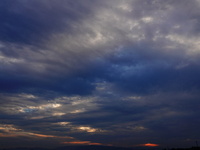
[0, 0, 200, 148]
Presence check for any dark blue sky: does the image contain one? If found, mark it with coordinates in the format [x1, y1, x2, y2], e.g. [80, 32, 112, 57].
[0, 0, 200, 148]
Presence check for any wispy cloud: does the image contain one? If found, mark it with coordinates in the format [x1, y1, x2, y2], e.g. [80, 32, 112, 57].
[0, 124, 73, 139]
[0, 0, 200, 148]
[62, 141, 104, 146]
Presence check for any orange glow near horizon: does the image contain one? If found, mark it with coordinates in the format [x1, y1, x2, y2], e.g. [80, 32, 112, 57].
[0, 133, 18, 137]
[0, 124, 73, 139]
[28, 133, 56, 138]
[62, 141, 102, 146]
[137, 143, 159, 147]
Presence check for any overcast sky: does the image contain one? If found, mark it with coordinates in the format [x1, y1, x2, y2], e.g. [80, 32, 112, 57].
[0, 0, 200, 149]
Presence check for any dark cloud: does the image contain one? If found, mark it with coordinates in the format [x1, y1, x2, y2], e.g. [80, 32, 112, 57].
[0, 0, 96, 45]
[1, 0, 200, 149]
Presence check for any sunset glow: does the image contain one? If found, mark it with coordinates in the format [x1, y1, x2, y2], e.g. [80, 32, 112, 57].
[62, 141, 102, 146]
[1, 0, 200, 149]
[137, 143, 160, 147]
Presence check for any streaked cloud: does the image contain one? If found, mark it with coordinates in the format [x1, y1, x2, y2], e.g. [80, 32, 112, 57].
[62, 141, 103, 146]
[19, 103, 61, 113]
[0, 0, 200, 148]
[54, 122, 105, 134]
[0, 124, 73, 139]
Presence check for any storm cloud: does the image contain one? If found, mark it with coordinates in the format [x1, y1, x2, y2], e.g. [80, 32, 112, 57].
[0, 0, 200, 148]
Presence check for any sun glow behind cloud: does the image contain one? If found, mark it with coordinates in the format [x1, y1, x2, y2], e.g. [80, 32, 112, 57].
[77, 126, 98, 133]
[62, 141, 103, 146]
[53, 122, 105, 134]
[136, 143, 159, 147]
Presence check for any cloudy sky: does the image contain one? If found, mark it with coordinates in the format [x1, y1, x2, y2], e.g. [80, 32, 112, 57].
[0, 0, 200, 148]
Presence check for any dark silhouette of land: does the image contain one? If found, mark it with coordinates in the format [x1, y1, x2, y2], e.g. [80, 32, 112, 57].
[1, 145, 200, 150]
[168, 147, 200, 150]
[0, 145, 134, 150]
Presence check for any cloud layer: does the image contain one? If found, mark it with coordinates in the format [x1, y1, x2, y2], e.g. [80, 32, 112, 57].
[1, 0, 200, 148]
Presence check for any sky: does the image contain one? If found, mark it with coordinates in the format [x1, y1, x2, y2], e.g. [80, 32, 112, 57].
[0, 0, 200, 149]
